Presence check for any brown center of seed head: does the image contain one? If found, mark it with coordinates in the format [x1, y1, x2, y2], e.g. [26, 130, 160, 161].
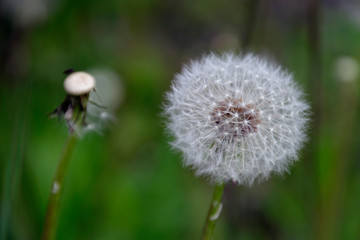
[211, 99, 260, 137]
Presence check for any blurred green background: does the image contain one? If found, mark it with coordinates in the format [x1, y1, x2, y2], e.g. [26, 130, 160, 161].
[1, 0, 360, 239]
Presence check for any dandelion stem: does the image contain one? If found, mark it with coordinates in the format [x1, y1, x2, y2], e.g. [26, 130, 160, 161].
[41, 133, 77, 240]
[201, 183, 225, 240]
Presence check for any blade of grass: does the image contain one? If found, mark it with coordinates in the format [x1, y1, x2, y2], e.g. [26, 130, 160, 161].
[1, 86, 31, 240]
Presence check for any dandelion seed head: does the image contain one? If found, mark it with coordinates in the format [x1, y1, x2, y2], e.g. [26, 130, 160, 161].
[164, 53, 310, 185]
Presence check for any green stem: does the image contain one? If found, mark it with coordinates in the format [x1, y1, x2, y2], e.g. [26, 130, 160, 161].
[41, 133, 77, 240]
[201, 184, 226, 240]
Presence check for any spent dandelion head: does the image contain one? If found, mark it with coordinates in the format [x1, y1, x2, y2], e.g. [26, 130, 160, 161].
[50, 70, 113, 135]
[164, 52, 310, 186]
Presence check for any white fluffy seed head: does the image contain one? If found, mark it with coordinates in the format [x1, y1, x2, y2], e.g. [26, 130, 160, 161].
[64, 71, 95, 95]
[164, 53, 310, 186]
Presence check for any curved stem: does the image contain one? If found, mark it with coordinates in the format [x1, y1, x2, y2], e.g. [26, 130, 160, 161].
[41, 133, 77, 240]
[201, 184, 226, 240]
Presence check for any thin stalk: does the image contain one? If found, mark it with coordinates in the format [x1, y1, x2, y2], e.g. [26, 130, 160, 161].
[201, 184, 226, 240]
[41, 133, 77, 240]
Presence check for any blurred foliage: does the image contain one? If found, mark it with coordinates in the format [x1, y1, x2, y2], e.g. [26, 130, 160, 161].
[1, 0, 360, 239]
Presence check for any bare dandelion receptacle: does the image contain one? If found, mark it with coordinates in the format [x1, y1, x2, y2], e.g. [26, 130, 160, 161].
[64, 71, 95, 95]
